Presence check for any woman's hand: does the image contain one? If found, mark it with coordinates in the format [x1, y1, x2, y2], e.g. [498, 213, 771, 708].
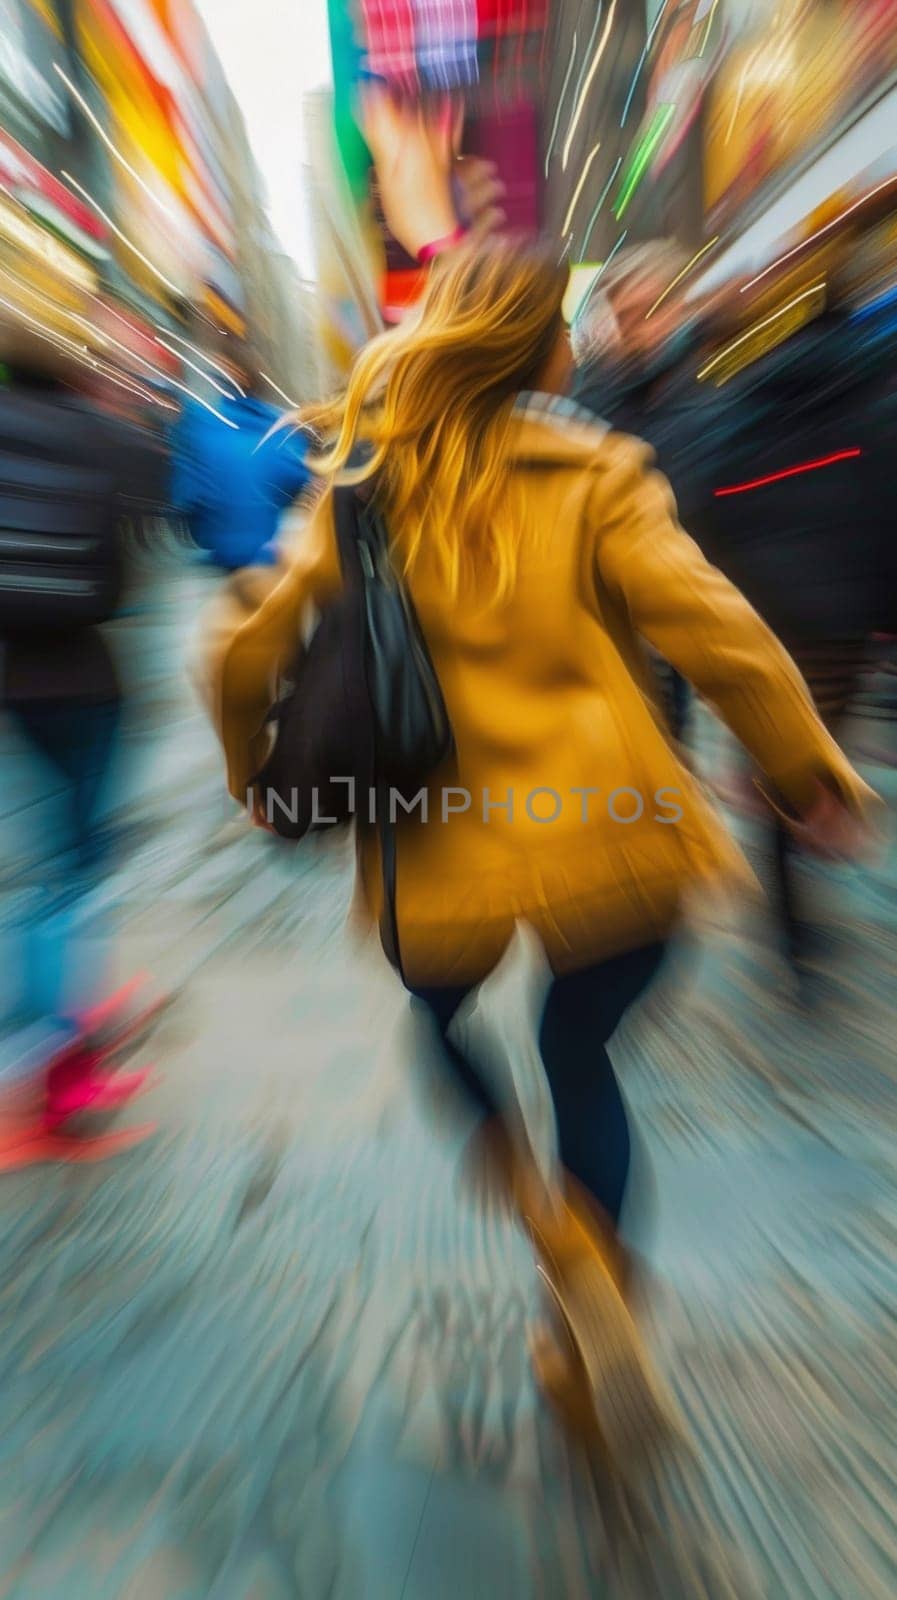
[360, 88, 459, 259]
[789, 780, 877, 861]
[453, 154, 507, 239]
[360, 87, 506, 260]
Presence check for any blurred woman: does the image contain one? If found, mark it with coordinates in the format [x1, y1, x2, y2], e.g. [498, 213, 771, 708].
[208, 239, 874, 1463]
[0, 323, 166, 1166]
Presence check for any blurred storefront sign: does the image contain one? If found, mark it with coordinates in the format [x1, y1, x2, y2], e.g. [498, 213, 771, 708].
[75, 0, 240, 309]
[0, 0, 301, 396]
[203, 285, 245, 337]
[694, 83, 897, 296]
[0, 126, 106, 259]
[91, 294, 180, 374]
[0, 0, 70, 151]
[0, 191, 98, 291]
[465, 104, 541, 233]
[704, 1, 897, 233]
[75, 0, 199, 296]
[327, 0, 547, 334]
[102, 0, 238, 257]
[642, 0, 726, 174]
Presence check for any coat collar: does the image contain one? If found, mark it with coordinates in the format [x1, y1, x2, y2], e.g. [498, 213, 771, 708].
[509, 390, 609, 464]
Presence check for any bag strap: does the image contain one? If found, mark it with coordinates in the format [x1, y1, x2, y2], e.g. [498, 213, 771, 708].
[331, 484, 405, 980]
[377, 786, 404, 980]
[331, 484, 365, 585]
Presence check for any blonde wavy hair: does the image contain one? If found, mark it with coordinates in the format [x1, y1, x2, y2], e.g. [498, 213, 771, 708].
[299, 237, 568, 601]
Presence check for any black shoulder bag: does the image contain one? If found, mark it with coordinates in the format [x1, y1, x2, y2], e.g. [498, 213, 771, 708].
[252, 485, 454, 971]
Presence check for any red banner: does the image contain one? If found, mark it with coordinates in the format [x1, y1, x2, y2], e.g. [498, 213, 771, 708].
[0, 125, 106, 245]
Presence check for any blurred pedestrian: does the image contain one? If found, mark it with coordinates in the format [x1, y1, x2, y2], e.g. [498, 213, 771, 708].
[576, 240, 896, 984]
[207, 238, 877, 1465]
[685, 262, 894, 983]
[709, 291, 889, 972]
[0, 326, 162, 1166]
[573, 242, 704, 745]
[170, 342, 311, 573]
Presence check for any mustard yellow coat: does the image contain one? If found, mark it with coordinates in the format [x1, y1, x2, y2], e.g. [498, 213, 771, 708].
[203, 409, 874, 987]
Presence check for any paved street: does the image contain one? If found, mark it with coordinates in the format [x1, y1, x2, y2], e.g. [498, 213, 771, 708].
[1, 553, 896, 1598]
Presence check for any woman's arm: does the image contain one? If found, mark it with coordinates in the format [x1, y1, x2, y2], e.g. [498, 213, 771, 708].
[202, 496, 341, 804]
[589, 436, 878, 840]
[360, 89, 504, 263]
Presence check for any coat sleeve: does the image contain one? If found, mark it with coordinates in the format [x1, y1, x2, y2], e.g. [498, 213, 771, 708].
[588, 436, 877, 817]
[203, 493, 341, 803]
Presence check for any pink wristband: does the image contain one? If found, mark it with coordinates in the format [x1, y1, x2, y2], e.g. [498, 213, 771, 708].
[417, 225, 469, 266]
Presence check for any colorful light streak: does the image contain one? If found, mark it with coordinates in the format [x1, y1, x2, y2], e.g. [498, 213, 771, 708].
[562, 0, 618, 172]
[572, 229, 629, 336]
[53, 64, 178, 226]
[544, 29, 578, 177]
[620, 0, 673, 128]
[155, 336, 233, 398]
[646, 236, 719, 318]
[697, 283, 825, 382]
[155, 328, 246, 396]
[714, 449, 861, 497]
[614, 104, 675, 219]
[261, 372, 298, 408]
[561, 141, 602, 236]
[580, 155, 622, 254]
[61, 171, 182, 300]
[741, 176, 897, 295]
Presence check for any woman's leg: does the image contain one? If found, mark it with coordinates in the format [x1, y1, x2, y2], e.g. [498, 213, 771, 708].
[537, 943, 666, 1224]
[408, 983, 499, 1120]
[11, 699, 121, 1021]
[14, 699, 121, 876]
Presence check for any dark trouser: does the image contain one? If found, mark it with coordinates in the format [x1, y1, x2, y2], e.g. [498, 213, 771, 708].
[9, 699, 120, 875]
[769, 641, 865, 967]
[3, 698, 120, 1030]
[410, 942, 666, 1225]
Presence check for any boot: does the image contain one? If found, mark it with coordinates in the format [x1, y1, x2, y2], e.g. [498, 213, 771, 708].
[475, 1118, 683, 1475]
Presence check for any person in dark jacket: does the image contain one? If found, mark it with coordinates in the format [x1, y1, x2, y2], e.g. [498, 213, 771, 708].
[169, 344, 311, 571]
[576, 247, 895, 982]
[573, 241, 704, 743]
[694, 300, 893, 978]
[0, 329, 166, 1162]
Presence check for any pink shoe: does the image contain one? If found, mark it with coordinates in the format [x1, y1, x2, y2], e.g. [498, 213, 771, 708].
[44, 1054, 154, 1131]
[0, 1033, 157, 1172]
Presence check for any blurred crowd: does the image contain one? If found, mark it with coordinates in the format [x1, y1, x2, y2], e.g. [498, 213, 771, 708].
[3, 139, 897, 1144]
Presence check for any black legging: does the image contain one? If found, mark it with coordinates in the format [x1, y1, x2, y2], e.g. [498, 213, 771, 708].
[769, 639, 866, 967]
[410, 942, 666, 1224]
